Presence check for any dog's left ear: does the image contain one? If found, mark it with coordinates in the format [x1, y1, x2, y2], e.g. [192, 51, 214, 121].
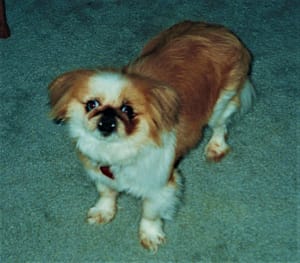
[48, 69, 95, 124]
[148, 83, 180, 132]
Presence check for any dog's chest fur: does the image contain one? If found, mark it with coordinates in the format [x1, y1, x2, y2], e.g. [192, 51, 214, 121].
[75, 128, 177, 198]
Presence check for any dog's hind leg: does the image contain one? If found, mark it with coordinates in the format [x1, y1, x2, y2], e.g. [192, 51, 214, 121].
[205, 79, 254, 161]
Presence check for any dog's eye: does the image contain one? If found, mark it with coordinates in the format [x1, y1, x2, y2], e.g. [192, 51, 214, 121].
[86, 100, 100, 112]
[121, 104, 135, 119]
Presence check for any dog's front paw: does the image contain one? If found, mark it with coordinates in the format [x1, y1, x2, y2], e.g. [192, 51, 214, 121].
[139, 218, 166, 252]
[87, 197, 116, 224]
[87, 206, 115, 224]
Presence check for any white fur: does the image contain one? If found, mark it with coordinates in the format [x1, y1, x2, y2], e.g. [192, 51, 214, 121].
[85, 131, 177, 198]
[70, 118, 151, 164]
[208, 89, 237, 128]
[139, 218, 165, 252]
[142, 169, 181, 220]
[88, 72, 129, 105]
[87, 193, 117, 224]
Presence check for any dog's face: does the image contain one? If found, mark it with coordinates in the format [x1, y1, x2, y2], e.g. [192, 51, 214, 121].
[49, 69, 179, 162]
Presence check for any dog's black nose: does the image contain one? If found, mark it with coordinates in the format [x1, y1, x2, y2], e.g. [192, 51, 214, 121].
[98, 108, 117, 136]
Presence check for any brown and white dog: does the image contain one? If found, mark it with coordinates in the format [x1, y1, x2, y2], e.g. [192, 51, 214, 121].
[48, 21, 254, 252]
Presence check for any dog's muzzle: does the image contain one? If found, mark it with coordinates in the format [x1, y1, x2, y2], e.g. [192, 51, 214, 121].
[98, 108, 117, 136]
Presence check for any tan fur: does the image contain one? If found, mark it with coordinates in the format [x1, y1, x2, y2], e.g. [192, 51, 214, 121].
[124, 75, 179, 145]
[125, 21, 251, 159]
[48, 69, 96, 122]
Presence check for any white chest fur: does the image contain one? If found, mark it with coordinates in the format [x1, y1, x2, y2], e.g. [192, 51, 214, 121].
[76, 130, 177, 199]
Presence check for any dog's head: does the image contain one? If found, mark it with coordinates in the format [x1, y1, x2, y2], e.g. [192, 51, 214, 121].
[48, 69, 179, 161]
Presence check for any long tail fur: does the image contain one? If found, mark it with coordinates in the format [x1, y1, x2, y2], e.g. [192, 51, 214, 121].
[239, 79, 256, 115]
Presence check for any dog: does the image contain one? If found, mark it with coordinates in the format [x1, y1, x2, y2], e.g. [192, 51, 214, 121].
[48, 21, 254, 252]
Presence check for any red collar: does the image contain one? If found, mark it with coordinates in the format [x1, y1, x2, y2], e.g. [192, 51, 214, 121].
[100, 166, 115, 180]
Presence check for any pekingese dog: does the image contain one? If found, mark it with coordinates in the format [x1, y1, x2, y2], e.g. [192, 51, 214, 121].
[48, 21, 254, 252]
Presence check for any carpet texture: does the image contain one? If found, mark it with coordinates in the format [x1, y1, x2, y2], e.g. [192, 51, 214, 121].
[1, 0, 299, 262]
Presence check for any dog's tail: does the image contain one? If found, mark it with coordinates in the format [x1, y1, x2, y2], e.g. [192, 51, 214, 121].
[239, 78, 256, 115]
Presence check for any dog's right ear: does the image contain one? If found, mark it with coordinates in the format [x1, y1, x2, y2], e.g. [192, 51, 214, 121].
[48, 69, 95, 124]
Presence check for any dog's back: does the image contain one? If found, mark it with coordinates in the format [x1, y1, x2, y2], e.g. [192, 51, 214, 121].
[126, 21, 251, 158]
